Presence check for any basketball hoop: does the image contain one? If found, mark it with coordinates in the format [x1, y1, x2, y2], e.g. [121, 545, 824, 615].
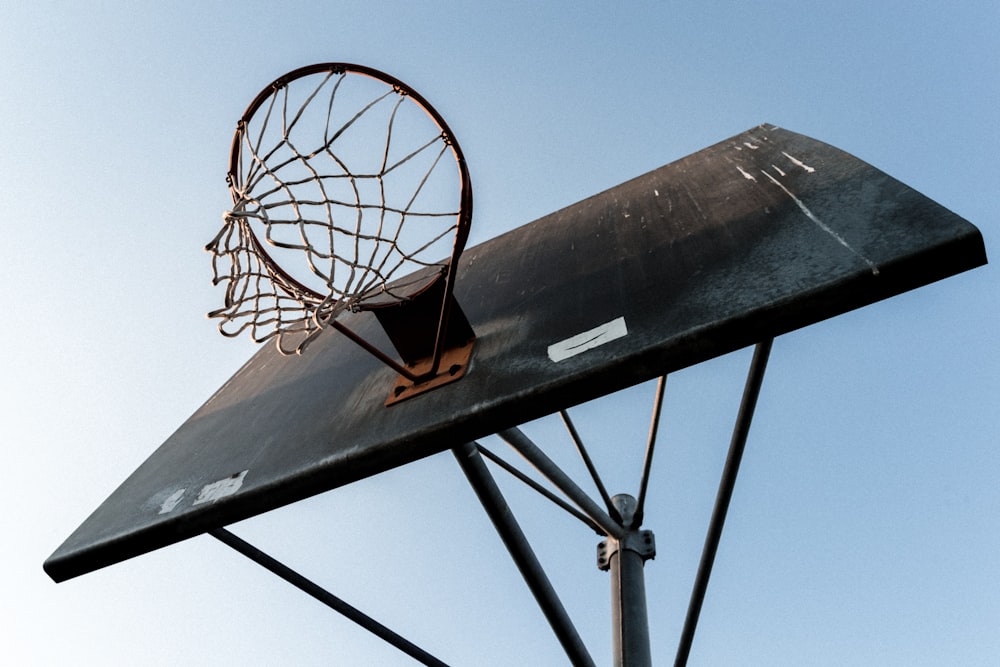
[206, 63, 474, 395]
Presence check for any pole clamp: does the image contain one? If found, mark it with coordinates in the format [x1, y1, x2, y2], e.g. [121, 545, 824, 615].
[597, 530, 656, 571]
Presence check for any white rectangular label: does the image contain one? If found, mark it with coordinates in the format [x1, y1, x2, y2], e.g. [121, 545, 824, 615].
[547, 317, 628, 363]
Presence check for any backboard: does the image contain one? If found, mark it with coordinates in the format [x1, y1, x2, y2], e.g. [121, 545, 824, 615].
[45, 124, 986, 582]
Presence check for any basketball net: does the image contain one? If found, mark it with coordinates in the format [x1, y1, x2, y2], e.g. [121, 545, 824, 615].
[207, 64, 471, 355]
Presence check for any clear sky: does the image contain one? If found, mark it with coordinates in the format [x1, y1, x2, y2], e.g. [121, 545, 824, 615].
[3, 2, 998, 665]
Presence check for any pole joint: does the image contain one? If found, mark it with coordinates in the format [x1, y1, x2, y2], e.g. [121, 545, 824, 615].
[597, 530, 656, 571]
[596, 494, 656, 571]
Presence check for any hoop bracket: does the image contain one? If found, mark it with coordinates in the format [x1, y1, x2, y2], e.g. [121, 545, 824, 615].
[368, 270, 476, 405]
[386, 337, 475, 405]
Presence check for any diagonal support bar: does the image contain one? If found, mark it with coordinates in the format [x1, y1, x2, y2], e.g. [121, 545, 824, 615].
[674, 339, 774, 667]
[453, 442, 596, 667]
[499, 428, 625, 539]
[560, 410, 616, 515]
[477, 444, 604, 533]
[209, 528, 449, 667]
[635, 375, 668, 527]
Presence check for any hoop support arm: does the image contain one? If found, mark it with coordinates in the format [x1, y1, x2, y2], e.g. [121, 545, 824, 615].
[453, 442, 596, 667]
[673, 339, 773, 666]
[209, 527, 448, 667]
[499, 428, 624, 539]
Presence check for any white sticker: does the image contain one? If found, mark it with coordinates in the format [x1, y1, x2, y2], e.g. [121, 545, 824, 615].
[548, 317, 628, 362]
[158, 489, 186, 515]
[193, 470, 248, 505]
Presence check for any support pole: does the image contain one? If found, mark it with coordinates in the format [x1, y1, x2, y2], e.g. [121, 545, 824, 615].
[499, 428, 624, 539]
[674, 339, 773, 666]
[453, 442, 596, 667]
[599, 494, 655, 667]
[209, 528, 448, 667]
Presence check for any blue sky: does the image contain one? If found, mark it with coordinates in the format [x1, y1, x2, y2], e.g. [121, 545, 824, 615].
[3, 2, 997, 665]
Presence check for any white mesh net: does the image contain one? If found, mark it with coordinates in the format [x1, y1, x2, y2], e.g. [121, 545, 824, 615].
[207, 65, 468, 355]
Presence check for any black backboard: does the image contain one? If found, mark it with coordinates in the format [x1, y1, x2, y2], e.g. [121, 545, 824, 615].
[45, 125, 986, 582]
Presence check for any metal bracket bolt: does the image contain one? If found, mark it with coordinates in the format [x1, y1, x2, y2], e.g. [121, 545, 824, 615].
[597, 530, 656, 571]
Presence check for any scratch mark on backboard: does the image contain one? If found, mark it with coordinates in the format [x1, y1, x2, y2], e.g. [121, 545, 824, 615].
[762, 171, 879, 275]
[782, 152, 816, 173]
[737, 166, 757, 182]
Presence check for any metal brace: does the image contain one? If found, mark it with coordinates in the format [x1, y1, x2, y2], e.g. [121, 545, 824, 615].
[597, 530, 656, 571]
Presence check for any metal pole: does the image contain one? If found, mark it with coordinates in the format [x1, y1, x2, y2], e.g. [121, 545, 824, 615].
[634, 375, 667, 527]
[476, 444, 604, 533]
[674, 339, 773, 666]
[611, 543, 651, 667]
[499, 428, 624, 539]
[209, 528, 449, 667]
[453, 442, 596, 667]
[600, 494, 655, 667]
[560, 410, 616, 513]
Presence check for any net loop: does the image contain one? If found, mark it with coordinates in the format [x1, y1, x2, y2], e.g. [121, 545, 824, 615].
[207, 63, 472, 355]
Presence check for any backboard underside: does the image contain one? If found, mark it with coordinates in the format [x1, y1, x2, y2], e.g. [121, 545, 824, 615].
[46, 124, 985, 582]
